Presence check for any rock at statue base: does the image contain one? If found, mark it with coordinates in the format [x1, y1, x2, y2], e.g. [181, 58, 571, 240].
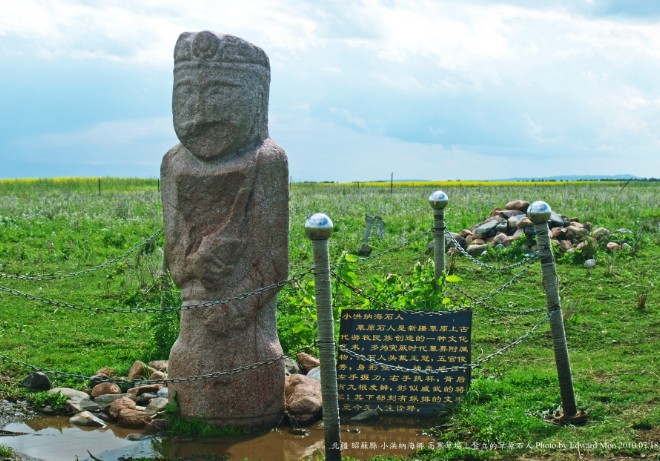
[20, 372, 51, 391]
[162, 31, 288, 430]
[285, 374, 322, 426]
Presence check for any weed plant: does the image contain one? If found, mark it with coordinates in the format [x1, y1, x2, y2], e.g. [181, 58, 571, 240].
[0, 179, 657, 460]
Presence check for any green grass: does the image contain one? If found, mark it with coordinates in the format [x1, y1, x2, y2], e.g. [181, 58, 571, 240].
[0, 179, 658, 460]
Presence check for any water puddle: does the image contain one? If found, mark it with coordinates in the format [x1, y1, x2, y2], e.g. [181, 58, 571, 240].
[1, 415, 435, 460]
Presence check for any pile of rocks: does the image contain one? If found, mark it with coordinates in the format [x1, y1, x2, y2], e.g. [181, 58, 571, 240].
[284, 352, 323, 426]
[22, 354, 327, 429]
[21, 359, 170, 431]
[448, 199, 631, 262]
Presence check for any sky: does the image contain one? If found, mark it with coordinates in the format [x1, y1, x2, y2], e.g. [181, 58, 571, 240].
[1, 0, 660, 181]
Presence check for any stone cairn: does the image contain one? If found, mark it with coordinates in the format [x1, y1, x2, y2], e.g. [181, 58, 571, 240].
[448, 200, 631, 264]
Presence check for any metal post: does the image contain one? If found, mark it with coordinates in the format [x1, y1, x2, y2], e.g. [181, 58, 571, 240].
[528, 201, 578, 418]
[429, 190, 449, 282]
[305, 213, 341, 460]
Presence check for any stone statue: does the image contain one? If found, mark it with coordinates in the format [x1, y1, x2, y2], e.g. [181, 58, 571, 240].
[160, 31, 288, 429]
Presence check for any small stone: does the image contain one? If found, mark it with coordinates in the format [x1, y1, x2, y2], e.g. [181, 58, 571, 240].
[127, 360, 156, 380]
[285, 374, 322, 426]
[127, 384, 163, 396]
[493, 233, 507, 245]
[95, 367, 117, 378]
[91, 382, 122, 398]
[584, 259, 596, 269]
[148, 360, 169, 372]
[20, 372, 51, 391]
[559, 240, 574, 251]
[621, 242, 632, 251]
[89, 374, 110, 388]
[118, 408, 151, 428]
[505, 200, 530, 212]
[447, 234, 467, 250]
[512, 228, 524, 240]
[126, 433, 147, 441]
[550, 227, 566, 240]
[592, 227, 610, 240]
[472, 238, 485, 245]
[284, 358, 300, 375]
[145, 397, 168, 416]
[47, 388, 90, 400]
[459, 229, 473, 238]
[70, 411, 106, 427]
[473, 220, 499, 239]
[297, 352, 320, 373]
[157, 387, 169, 399]
[306, 366, 321, 383]
[466, 244, 487, 256]
[109, 397, 137, 419]
[606, 242, 620, 252]
[149, 371, 166, 381]
[549, 211, 565, 228]
[136, 393, 159, 406]
[566, 225, 588, 240]
[93, 393, 133, 411]
[516, 217, 534, 229]
[66, 397, 101, 414]
[502, 235, 516, 247]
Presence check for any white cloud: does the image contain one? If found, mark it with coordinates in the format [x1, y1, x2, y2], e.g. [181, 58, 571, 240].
[2, 0, 660, 178]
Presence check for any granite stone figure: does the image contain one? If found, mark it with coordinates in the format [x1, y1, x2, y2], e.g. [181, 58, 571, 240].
[160, 31, 288, 429]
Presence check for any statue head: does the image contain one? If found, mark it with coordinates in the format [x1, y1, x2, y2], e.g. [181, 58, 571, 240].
[173, 31, 270, 161]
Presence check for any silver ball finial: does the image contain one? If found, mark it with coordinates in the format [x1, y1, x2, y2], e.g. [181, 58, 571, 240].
[429, 190, 449, 210]
[527, 200, 552, 224]
[305, 213, 334, 240]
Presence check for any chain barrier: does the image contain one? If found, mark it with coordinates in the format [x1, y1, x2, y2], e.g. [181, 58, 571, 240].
[0, 352, 286, 386]
[338, 309, 556, 375]
[0, 230, 163, 281]
[359, 230, 430, 263]
[444, 229, 540, 271]
[0, 344, 324, 386]
[330, 270, 469, 316]
[447, 262, 546, 315]
[0, 270, 313, 314]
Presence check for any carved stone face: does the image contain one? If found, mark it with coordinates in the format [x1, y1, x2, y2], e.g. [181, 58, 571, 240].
[173, 67, 265, 161]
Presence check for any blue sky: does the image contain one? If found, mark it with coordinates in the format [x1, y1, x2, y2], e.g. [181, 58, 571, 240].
[1, 0, 659, 181]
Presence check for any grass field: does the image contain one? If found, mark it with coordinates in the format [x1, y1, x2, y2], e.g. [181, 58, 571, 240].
[0, 177, 658, 460]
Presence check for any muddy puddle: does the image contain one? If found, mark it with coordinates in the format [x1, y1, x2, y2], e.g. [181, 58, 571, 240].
[1, 415, 436, 460]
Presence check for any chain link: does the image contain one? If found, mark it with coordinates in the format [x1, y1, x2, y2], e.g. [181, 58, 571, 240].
[330, 270, 469, 316]
[339, 310, 555, 375]
[0, 353, 287, 385]
[444, 229, 540, 271]
[447, 263, 546, 314]
[0, 270, 312, 314]
[0, 344, 323, 386]
[0, 230, 162, 281]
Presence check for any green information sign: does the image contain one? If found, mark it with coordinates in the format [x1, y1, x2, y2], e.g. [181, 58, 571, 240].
[337, 309, 472, 415]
